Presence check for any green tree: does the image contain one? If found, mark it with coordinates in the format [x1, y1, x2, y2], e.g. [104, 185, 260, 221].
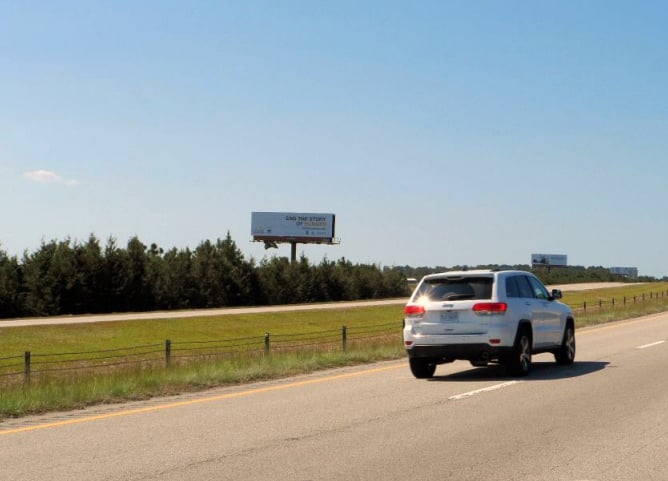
[72, 235, 105, 313]
[156, 247, 195, 309]
[191, 239, 224, 307]
[22, 240, 60, 316]
[257, 256, 304, 304]
[101, 237, 131, 312]
[217, 233, 257, 306]
[125, 236, 155, 311]
[0, 247, 23, 318]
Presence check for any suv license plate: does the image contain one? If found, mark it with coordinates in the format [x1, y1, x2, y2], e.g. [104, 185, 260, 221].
[440, 311, 459, 322]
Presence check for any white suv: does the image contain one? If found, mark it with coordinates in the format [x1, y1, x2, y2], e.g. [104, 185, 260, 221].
[403, 270, 575, 378]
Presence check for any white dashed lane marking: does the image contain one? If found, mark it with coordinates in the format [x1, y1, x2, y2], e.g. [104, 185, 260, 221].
[448, 381, 520, 401]
[637, 340, 666, 349]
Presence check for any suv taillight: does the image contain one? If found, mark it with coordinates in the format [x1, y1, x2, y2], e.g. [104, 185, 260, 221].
[404, 305, 426, 318]
[473, 302, 507, 315]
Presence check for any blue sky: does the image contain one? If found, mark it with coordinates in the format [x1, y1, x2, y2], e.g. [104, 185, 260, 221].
[2, 1, 667, 276]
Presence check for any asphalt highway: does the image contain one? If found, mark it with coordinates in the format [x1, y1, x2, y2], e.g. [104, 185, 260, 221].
[1, 309, 667, 480]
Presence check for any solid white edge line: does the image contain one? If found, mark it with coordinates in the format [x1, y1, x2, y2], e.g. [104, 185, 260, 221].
[449, 381, 520, 401]
[637, 340, 666, 349]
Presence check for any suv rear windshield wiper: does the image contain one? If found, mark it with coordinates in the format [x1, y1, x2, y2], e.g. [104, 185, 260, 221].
[443, 293, 475, 300]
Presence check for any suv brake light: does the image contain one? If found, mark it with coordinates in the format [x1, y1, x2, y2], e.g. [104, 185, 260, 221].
[473, 302, 507, 315]
[404, 305, 426, 318]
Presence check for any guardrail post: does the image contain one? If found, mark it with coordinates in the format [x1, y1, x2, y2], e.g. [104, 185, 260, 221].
[583, 301, 587, 315]
[165, 339, 171, 368]
[264, 332, 270, 356]
[624, 296, 626, 306]
[342, 325, 347, 352]
[612, 298, 615, 308]
[24, 351, 31, 386]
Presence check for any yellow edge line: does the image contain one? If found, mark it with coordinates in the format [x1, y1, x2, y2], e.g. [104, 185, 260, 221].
[0, 363, 404, 436]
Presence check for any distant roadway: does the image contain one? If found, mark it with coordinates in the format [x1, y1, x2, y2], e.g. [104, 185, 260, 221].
[0, 282, 633, 328]
[0, 305, 666, 480]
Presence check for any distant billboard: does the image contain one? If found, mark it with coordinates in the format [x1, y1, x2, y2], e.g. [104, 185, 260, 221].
[531, 253, 567, 267]
[609, 267, 638, 279]
[251, 212, 336, 244]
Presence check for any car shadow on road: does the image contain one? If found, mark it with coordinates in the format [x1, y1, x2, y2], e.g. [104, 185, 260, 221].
[427, 360, 609, 382]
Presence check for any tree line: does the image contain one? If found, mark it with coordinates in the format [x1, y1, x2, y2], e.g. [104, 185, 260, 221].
[392, 264, 658, 286]
[1, 233, 659, 319]
[0, 234, 410, 319]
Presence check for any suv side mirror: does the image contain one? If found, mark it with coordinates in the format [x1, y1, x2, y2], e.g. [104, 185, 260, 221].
[551, 289, 563, 300]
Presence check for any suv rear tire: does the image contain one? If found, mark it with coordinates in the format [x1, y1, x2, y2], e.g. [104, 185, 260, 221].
[409, 358, 436, 379]
[506, 328, 532, 377]
[554, 323, 576, 365]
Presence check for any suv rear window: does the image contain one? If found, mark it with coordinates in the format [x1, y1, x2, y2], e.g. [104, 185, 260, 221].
[413, 277, 493, 301]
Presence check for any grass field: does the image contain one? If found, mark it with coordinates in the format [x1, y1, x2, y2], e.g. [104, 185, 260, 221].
[1, 282, 667, 420]
[0, 305, 402, 354]
[561, 282, 668, 325]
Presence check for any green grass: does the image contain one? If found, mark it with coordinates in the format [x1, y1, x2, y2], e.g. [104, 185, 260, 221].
[1, 283, 668, 420]
[561, 282, 668, 326]
[0, 342, 405, 419]
[0, 306, 406, 419]
[0, 305, 402, 354]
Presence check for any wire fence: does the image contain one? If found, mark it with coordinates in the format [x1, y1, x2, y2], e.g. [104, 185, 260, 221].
[2, 290, 666, 387]
[570, 290, 668, 316]
[0, 322, 402, 386]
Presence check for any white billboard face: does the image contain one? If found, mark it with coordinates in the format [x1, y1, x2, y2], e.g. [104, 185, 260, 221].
[609, 267, 638, 278]
[251, 212, 335, 242]
[531, 254, 567, 267]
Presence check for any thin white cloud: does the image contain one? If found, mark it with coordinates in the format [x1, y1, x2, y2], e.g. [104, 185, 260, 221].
[24, 170, 78, 186]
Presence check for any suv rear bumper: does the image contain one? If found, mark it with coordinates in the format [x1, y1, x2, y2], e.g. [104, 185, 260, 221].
[406, 344, 514, 363]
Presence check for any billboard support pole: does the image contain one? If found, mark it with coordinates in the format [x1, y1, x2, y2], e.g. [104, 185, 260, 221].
[291, 241, 297, 264]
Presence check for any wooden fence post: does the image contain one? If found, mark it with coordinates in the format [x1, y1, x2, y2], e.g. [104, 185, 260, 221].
[165, 339, 171, 368]
[24, 351, 31, 386]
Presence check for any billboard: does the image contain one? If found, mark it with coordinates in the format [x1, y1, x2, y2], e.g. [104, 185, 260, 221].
[609, 267, 638, 279]
[251, 212, 336, 243]
[531, 253, 567, 267]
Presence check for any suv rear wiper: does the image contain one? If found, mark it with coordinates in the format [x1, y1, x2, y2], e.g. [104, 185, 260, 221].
[444, 293, 475, 300]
